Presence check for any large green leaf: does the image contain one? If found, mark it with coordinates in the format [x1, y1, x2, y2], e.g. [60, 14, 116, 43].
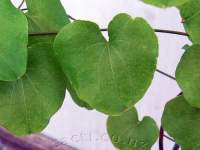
[54, 13, 158, 115]
[179, 0, 200, 44]
[176, 44, 200, 108]
[142, 0, 189, 7]
[162, 96, 200, 150]
[0, 0, 28, 81]
[107, 108, 158, 150]
[0, 43, 66, 135]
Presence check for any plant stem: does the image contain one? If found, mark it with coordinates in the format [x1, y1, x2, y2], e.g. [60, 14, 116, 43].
[159, 127, 164, 150]
[21, 5, 188, 38]
[21, 8, 27, 11]
[154, 29, 188, 36]
[156, 69, 176, 80]
[28, 27, 188, 37]
[29, 32, 57, 36]
[68, 15, 76, 21]
[178, 92, 183, 96]
[163, 135, 175, 142]
[18, 0, 25, 9]
[100, 28, 188, 36]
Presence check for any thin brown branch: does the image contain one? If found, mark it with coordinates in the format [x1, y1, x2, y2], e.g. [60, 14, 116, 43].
[21, 8, 27, 11]
[156, 69, 176, 80]
[163, 134, 175, 142]
[18, 0, 25, 9]
[29, 32, 57, 36]
[154, 29, 188, 36]
[20, 7, 188, 37]
[68, 15, 76, 21]
[29, 28, 188, 37]
[100, 28, 188, 36]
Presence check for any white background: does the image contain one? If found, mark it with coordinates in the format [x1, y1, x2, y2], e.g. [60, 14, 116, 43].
[12, 0, 190, 149]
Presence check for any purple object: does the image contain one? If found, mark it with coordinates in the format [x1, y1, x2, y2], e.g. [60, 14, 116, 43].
[173, 144, 180, 150]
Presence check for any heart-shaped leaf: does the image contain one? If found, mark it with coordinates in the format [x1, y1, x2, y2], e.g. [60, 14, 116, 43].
[54, 13, 158, 115]
[179, 0, 200, 44]
[0, 0, 28, 81]
[142, 0, 189, 7]
[0, 43, 66, 135]
[107, 108, 159, 150]
[176, 44, 200, 108]
[162, 95, 200, 150]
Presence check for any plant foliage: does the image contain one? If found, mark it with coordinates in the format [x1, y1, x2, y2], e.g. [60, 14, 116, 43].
[54, 14, 158, 115]
[142, 0, 189, 7]
[0, 0, 199, 149]
[0, 0, 28, 81]
[107, 107, 158, 150]
[162, 95, 200, 150]
[178, 0, 200, 44]
[176, 44, 200, 108]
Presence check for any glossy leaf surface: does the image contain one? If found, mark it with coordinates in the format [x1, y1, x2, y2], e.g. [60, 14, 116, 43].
[0, 0, 28, 81]
[162, 96, 200, 150]
[176, 44, 200, 108]
[107, 108, 158, 150]
[0, 43, 66, 135]
[54, 13, 158, 115]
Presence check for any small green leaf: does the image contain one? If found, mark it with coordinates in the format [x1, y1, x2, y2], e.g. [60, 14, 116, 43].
[142, 0, 189, 7]
[25, 0, 70, 45]
[179, 0, 200, 44]
[176, 44, 200, 108]
[54, 13, 158, 115]
[107, 108, 159, 150]
[0, 43, 66, 135]
[162, 96, 200, 150]
[25, 0, 69, 33]
[0, 0, 28, 81]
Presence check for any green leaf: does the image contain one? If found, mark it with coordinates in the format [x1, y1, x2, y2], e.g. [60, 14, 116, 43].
[25, 0, 69, 33]
[25, 0, 91, 110]
[179, 0, 200, 44]
[176, 44, 200, 108]
[142, 0, 189, 7]
[162, 95, 200, 150]
[0, 0, 28, 81]
[0, 43, 66, 135]
[54, 13, 158, 115]
[107, 108, 159, 150]
[65, 77, 93, 110]
[25, 0, 70, 45]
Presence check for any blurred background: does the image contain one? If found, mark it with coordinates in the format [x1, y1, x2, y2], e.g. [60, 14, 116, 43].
[12, 0, 190, 149]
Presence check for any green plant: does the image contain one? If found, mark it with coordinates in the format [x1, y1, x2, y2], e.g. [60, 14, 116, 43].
[0, 0, 199, 150]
